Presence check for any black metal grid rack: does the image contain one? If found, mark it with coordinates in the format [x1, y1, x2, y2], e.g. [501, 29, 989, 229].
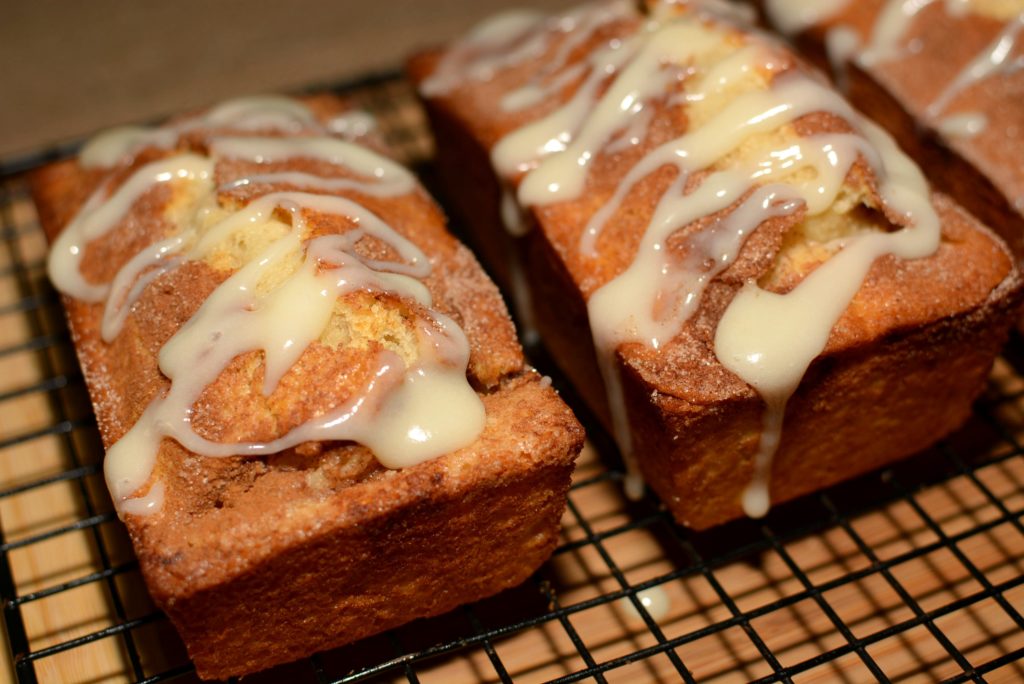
[1, 74, 1023, 684]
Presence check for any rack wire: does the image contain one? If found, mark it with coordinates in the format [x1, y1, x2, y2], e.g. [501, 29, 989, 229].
[1, 74, 1023, 684]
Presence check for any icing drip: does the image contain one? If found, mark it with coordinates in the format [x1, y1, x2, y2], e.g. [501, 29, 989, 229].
[80, 127, 177, 169]
[824, 25, 862, 89]
[50, 117, 485, 516]
[620, 585, 672, 621]
[437, 1, 940, 515]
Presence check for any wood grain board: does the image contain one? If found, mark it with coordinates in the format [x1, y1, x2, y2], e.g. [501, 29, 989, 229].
[0, 78, 1022, 682]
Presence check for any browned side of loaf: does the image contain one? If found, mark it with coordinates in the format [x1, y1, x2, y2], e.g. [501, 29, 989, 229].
[31, 98, 584, 679]
[409, 25, 1023, 530]
[145, 376, 580, 681]
[760, 0, 1024, 259]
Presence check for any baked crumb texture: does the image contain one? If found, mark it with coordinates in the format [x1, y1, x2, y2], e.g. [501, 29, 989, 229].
[32, 95, 584, 680]
[409, 0, 1023, 530]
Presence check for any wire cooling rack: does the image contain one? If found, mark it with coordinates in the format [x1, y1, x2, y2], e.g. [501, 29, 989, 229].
[1, 74, 1023, 684]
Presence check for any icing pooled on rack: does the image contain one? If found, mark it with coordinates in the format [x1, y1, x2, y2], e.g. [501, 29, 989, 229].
[427, 0, 940, 515]
[48, 98, 486, 516]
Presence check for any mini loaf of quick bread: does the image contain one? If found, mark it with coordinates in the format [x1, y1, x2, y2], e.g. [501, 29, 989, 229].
[762, 0, 1024, 258]
[33, 95, 583, 680]
[409, 0, 1023, 529]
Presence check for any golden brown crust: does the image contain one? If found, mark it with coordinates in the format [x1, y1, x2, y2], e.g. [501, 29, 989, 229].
[410, 7, 1023, 529]
[32, 97, 584, 678]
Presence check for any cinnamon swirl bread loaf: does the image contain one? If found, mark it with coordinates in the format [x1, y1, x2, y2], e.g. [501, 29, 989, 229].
[33, 94, 583, 679]
[409, 0, 1022, 529]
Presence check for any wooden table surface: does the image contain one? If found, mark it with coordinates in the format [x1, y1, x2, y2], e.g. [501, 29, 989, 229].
[0, 0, 573, 165]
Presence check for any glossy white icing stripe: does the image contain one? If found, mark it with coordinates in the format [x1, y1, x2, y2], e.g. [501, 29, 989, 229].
[209, 136, 416, 195]
[492, 35, 643, 179]
[501, 63, 589, 112]
[419, 9, 545, 97]
[47, 154, 214, 302]
[824, 25, 862, 88]
[78, 95, 359, 169]
[858, 0, 934, 66]
[201, 95, 318, 131]
[80, 127, 177, 169]
[421, 1, 639, 100]
[500, 1, 636, 113]
[97, 135, 419, 340]
[102, 235, 186, 341]
[936, 112, 989, 137]
[515, 22, 714, 205]
[326, 110, 377, 137]
[855, 0, 989, 66]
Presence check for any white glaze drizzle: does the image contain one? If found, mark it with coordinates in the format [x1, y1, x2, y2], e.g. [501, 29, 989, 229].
[763, 0, 851, 35]
[326, 110, 377, 138]
[78, 95, 325, 169]
[927, 12, 1024, 130]
[936, 111, 990, 137]
[102, 234, 187, 341]
[498, 1, 636, 113]
[48, 155, 214, 302]
[210, 136, 417, 198]
[859, 0, 1024, 137]
[50, 112, 486, 515]
[210, 136, 415, 190]
[438, 1, 940, 516]
[493, 33, 644, 182]
[419, 9, 546, 97]
[80, 127, 177, 169]
[499, 184, 531, 236]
